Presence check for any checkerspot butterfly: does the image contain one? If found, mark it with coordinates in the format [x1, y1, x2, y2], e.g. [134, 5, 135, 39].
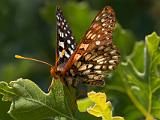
[15, 6, 120, 91]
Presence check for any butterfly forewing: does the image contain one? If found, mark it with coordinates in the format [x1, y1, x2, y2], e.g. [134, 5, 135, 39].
[56, 6, 76, 66]
[63, 6, 120, 87]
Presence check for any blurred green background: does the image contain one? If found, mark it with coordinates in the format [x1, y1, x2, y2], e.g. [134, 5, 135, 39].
[0, 0, 160, 119]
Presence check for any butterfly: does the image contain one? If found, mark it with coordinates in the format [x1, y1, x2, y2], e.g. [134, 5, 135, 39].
[50, 6, 120, 89]
[15, 5, 120, 97]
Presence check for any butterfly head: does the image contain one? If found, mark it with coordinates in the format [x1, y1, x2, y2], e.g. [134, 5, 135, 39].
[50, 66, 59, 79]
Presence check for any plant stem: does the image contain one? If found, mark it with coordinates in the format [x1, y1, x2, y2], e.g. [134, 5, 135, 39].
[146, 86, 153, 120]
[143, 42, 154, 120]
[126, 88, 149, 118]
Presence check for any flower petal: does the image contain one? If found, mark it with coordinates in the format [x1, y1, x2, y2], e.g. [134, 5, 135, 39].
[87, 104, 102, 117]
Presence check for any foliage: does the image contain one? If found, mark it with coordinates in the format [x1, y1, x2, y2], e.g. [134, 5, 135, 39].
[0, 78, 124, 120]
[107, 32, 160, 120]
[0, 78, 74, 120]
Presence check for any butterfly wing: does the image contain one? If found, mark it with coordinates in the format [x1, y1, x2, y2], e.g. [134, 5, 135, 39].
[63, 6, 120, 87]
[56, 6, 77, 66]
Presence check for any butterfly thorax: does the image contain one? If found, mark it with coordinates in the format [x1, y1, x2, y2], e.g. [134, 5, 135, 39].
[50, 63, 66, 79]
[50, 66, 58, 79]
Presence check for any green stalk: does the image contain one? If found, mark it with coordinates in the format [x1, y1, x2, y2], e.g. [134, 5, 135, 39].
[126, 87, 153, 120]
[144, 41, 154, 120]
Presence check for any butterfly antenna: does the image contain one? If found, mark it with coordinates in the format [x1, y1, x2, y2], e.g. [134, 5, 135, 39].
[15, 55, 53, 67]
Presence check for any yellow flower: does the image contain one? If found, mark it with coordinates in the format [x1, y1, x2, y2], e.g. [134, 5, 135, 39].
[87, 91, 124, 120]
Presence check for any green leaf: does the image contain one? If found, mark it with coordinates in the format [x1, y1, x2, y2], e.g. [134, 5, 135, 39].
[113, 24, 137, 59]
[108, 32, 160, 120]
[76, 98, 94, 112]
[0, 81, 16, 101]
[0, 95, 13, 120]
[0, 78, 75, 120]
[127, 41, 145, 73]
[145, 32, 160, 91]
[146, 32, 160, 57]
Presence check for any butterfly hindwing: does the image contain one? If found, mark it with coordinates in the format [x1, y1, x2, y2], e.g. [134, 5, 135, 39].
[63, 6, 120, 87]
[56, 6, 76, 65]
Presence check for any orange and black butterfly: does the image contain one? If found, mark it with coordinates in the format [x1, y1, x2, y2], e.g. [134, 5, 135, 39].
[51, 6, 120, 87]
[16, 6, 120, 96]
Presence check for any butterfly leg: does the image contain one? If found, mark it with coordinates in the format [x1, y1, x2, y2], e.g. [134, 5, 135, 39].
[48, 78, 56, 92]
[75, 83, 88, 99]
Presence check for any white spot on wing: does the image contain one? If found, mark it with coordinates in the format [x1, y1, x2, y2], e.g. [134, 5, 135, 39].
[78, 64, 87, 71]
[87, 33, 92, 39]
[110, 50, 117, 55]
[57, 22, 60, 26]
[86, 30, 91, 37]
[58, 29, 61, 35]
[83, 70, 91, 75]
[96, 41, 100, 45]
[88, 64, 93, 68]
[112, 56, 119, 60]
[71, 44, 75, 49]
[101, 19, 105, 23]
[91, 34, 96, 40]
[59, 41, 64, 48]
[67, 31, 70, 34]
[95, 70, 102, 74]
[67, 40, 71, 44]
[104, 47, 110, 52]
[88, 75, 94, 79]
[93, 55, 103, 61]
[102, 14, 106, 17]
[109, 60, 115, 64]
[74, 54, 81, 61]
[61, 32, 64, 37]
[102, 23, 106, 27]
[85, 54, 91, 61]
[96, 16, 100, 21]
[68, 48, 73, 54]
[99, 61, 104, 64]
[108, 65, 114, 70]
[102, 65, 107, 70]
[79, 43, 89, 50]
[56, 15, 59, 20]
[97, 58, 106, 63]
[98, 46, 104, 50]
[59, 51, 63, 58]
[76, 61, 81, 68]
[65, 51, 70, 58]
[94, 65, 101, 69]
[71, 36, 74, 39]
